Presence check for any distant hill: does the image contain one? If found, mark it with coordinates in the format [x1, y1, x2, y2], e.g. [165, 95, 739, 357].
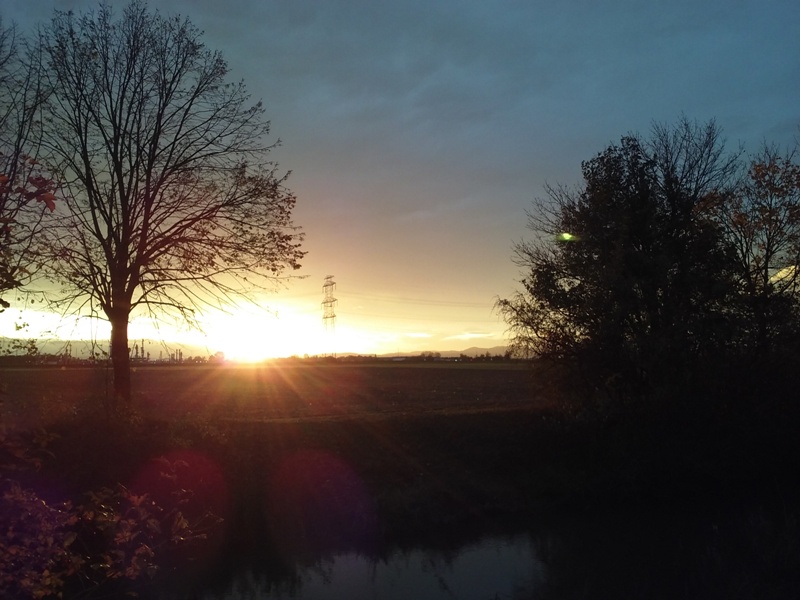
[455, 346, 509, 357]
[379, 346, 508, 359]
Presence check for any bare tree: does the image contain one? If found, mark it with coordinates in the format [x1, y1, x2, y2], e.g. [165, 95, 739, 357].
[721, 144, 800, 353]
[36, 2, 305, 406]
[0, 17, 53, 309]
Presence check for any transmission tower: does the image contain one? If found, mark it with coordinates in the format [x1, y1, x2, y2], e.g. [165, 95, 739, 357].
[322, 275, 337, 356]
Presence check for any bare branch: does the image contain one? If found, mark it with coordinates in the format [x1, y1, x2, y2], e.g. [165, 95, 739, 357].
[30, 2, 305, 404]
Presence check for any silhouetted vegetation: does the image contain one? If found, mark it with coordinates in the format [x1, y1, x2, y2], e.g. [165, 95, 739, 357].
[498, 117, 800, 422]
[0, 17, 53, 310]
[2, 1, 305, 408]
[489, 120, 800, 597]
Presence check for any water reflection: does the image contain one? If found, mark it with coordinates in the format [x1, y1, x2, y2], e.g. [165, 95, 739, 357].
[202, 533, 543, 600]
[189, 503, 799, 600]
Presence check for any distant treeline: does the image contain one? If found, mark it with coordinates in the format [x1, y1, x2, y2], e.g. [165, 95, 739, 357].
[0, 353, 224, 368]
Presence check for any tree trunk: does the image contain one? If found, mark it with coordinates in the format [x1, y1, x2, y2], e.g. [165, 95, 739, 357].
[109, 311, 132, 409]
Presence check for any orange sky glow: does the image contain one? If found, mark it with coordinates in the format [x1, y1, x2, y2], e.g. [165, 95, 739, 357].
[1, 277, 508, 360]
[3, 0, 796, 360]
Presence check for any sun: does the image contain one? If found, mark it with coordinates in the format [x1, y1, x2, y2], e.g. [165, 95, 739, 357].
[197, 300, 399, 361]
[194, 304, 341, 361]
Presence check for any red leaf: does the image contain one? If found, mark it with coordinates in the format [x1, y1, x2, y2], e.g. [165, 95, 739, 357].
[38, 192, 57, 212]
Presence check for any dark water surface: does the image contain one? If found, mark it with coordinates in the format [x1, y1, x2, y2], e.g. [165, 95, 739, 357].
[202, 532, 542, 600]
[174, 502, 797, 600]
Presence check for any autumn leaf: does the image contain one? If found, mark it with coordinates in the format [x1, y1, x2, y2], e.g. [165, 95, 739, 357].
[27, 175, 50, 188]
[38, 192, 57, 212]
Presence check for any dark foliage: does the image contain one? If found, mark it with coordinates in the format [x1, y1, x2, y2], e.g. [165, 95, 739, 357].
[499, 118, 800, 416]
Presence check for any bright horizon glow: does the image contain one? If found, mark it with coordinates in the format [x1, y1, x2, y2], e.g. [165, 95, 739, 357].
[184, 304, 379, 361]
[0, 305, 372, 361]
[0, 293, 508, 361]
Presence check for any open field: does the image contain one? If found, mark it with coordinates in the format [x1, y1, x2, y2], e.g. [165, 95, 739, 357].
[1, 362, 543, 426]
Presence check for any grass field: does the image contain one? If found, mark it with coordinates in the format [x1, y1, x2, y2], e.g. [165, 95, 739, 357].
[2, 362, 540, 424]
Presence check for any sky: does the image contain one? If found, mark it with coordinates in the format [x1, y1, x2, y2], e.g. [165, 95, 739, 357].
[2, 0, 799, 360]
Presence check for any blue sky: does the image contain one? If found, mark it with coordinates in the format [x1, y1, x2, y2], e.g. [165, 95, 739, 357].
[3, 0, 798, 357]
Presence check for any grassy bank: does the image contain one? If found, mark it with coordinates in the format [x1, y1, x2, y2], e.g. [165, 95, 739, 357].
[3, 363, 799, 597]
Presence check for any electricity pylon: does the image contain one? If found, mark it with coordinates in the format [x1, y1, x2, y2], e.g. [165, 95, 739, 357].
[322, 275, 337, 356]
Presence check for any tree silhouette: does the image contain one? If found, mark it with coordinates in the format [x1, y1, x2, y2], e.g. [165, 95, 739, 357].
[498, 118, 741, 408]
[0, 17, 52, 309]
[720, 145, 800, 356]
[35, 2, 304, 406]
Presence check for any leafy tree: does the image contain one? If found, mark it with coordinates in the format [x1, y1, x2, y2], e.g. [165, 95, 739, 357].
[0, 17, 54, 310]
[35, 2, 305, 406]
[498, 119, 740, 408]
